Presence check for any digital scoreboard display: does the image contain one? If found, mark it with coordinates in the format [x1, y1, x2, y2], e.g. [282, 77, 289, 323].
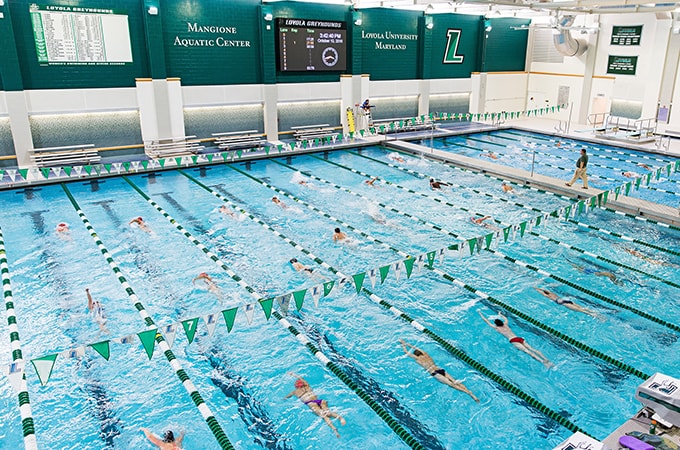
[276, 18, 347, 72]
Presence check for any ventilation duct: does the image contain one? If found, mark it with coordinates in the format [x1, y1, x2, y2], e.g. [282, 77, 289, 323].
[553, 15, 588, 57]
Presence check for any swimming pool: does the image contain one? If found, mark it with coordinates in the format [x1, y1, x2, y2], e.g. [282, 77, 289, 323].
[1, 143, 678, 449]
[418, 129, 680, 208]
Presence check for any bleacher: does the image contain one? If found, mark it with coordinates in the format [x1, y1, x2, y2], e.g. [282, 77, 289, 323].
[372, 116, 434, 134]
[212, 130, 265, 150]
[144, 136, 204, 158]
[291, 124, 336, 141]
[29, 144, 100, 168]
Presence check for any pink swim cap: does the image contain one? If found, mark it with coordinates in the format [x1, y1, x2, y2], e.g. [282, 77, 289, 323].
[295, 379, 305, 388]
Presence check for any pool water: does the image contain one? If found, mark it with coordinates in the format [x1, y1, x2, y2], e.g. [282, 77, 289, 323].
[419, 129, 680, 208]
[1, 141, 679, 449]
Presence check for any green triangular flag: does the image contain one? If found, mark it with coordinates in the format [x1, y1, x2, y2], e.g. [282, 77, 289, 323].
[19, 169, 29, 180]
[352, 273, 365, 293]
[222, 152, 230, 162]
[259, 298, 274, 320]
[427, 251, 436, 268]
[614, 185, 621, 199]
[293, 289, 306, 311]
[222, 308, 238, 332]
[485, 233, 493, 249]
[104, 163, 112, 173]
[645, 172, 651, 185]
[175, 157, 183, 167]
[503, 227, 511, 242]
[84, 165, 92, 175]
[191, 156, 198, 165]
[360, 129, 365, 137]
[182, 318, 200, 344]
[206, 154, 214, 163]
[467, 238, 476, 254]
[265, 147, 270, 155]
[141, 160, 149, 170]
[323, 281, 334, 297]
[123, 162, 131, 172]
[564, 205, 572, 219]
[404, 258, 414, 278]
[667, 164, 671, 177]
[137, 329, 157, 360]
[31, 354, 58, 386]
[90, 341, 110, 361]
[578, 201, 585, 215]
[602, 191, 608, 205]
[535, 215, 542, 227]
[635, 177, 642, 190]
[63, 166, 73, 176]
[379, 265, 390, 284]
[158, 158, 166, 168]
[519, 222, 527, 237]
[236, 150, 243, 158]
[277, 144, 283, 153]
[625, 182, 631, 195]
[40, 167, 50, 178]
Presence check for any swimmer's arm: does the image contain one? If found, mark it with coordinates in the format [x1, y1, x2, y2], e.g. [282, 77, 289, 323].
[477, 310, 493, 327]
[86, 288, 93, 311]
[141, 428, 163, 446]
[176, 432, 185, 446]
[284, 390, 297, 399]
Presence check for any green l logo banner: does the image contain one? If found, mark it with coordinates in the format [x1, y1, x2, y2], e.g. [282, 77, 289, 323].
[443, 28, 465, 64]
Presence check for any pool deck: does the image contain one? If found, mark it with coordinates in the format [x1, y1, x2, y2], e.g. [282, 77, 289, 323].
[384, 137, 680, 228]
[600, 408, 680, 449]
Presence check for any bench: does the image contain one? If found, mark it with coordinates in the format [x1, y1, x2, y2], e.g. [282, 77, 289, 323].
[291, 124, 336, 141]
[29, 144, 100, 167]
[144, 136, 204, 158]
[212, 130, 265, 150]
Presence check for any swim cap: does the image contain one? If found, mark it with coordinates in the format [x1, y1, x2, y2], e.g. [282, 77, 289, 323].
[295, 379, 305, 388]
[199, 272, 208, 277]
[58, 222, 67, 227]
[290, 258, 297, 263]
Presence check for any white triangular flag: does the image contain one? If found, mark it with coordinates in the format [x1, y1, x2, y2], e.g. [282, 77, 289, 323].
[417, 254, 426, 271]
[7, 169, 16, 182]
[310, 285, 322, 307]
[131, 161, 141, 171]
[6, 361, 25, 393]
[112, 162, 123, 173]
[61, 347, 85, 359]
[438, 248, 446, 264]
[204, 313, 219, 337]
[73, 166, 83, 176]
[368, 268, 377, 288]
[244, 303, 255, 325]
[277, 294, 291, 316]
[31, 355, 58, 386]
[163, 324, 177, 348]
[393, 261, 402, 281]
[51, 167, 61, 177]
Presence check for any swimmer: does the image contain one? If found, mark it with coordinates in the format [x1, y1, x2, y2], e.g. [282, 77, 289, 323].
[218, 204, 237, 218]
[625, 248, 677, 267]
[481, 151, 498, 160]
[501, 183, 514, 193]
[285, 373, 346, 438]
[388, 153, 406, 163]
[533, 287, 599, 318]
[86, 288, 109, 334]
[567, 260, 622, 286]
[478, 310, 553, 368]
[290, 258, 314, 274]
[129, 216, 152, 233]
[192, 272, 223, 301]
[429, 178, 450, 190]
[272, 196, 288, 209]
[56, 222, 70, 233]
[637, 163, 652, 170]
[622, 171, 641, 178]
[400, 339, 479, 402]
[364, 176, 379, 187]
[332, 227, 347, 242]
[470, 215, 500, 231]
[141, 428, 184, 450]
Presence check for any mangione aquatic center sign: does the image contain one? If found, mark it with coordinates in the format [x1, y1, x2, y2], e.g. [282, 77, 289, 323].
[172, 22, 252, 48]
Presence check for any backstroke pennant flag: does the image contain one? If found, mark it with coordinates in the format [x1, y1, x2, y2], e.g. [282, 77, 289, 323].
[182, 318, 200, 344]
[31, 354, 58, 386]
[137, 329, 158, 360]
[368, 268, 378, 288]
[323, 280, 335, 297]
[222, 307, 238, 332]
[243, 303, 255, 325]
[427, 251, 436, 268]
[61, 347, 85, 359]
[379, 265, 390, 284]
[352, 272, 366, 293]
[204, 313, 219, 336]
[393, 261, 402, 282]
[162, 324, 177, 349]
[293, 289, 307, 311]
[277, 294, 291, 316]
[258, 298, 274, 320]
[6, 361, 25, 393]
[404, 258, 415, 278]
[310, 285, 322, 307]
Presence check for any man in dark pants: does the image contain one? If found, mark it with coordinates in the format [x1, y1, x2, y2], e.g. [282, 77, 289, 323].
[565, 148, 589, 189]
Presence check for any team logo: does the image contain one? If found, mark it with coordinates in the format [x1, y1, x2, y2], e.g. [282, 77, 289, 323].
[443, 29, 464, 64]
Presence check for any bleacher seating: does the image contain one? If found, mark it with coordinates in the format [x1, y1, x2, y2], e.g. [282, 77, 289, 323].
[373, 116, 433, 134]
[144, 136, 204, 158]
[291, 124, 336, 141]
[212, 130, 265, 150]
[29, 144, 100, 168]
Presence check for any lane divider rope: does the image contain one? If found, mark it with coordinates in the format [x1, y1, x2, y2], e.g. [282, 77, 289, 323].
[0, 227, 38, 449]
[60, 183, 235, 450]
[123, 175, 425, 450]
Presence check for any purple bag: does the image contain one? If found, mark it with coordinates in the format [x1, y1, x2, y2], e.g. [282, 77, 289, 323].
[619, 435, 654, 450]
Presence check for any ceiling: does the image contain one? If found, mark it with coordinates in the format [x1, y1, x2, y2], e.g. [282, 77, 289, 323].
[327, 0, 680, 17]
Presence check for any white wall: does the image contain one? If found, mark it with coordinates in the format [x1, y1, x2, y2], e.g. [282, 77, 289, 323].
[0, 92, 7, 115]
[25, 88, 138, 114]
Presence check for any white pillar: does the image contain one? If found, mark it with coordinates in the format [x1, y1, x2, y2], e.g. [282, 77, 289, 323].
[262, 84, 278, 142]
[136, 78, 186, 143]
[418, 79, 431, 117]
[5, 91, 34, 168]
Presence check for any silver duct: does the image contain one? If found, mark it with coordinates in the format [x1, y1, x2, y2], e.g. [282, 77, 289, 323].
[553, 15, 589, 57]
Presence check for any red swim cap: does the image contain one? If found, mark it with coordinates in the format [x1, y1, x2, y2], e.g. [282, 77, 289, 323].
[294, 379, 305, 388]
